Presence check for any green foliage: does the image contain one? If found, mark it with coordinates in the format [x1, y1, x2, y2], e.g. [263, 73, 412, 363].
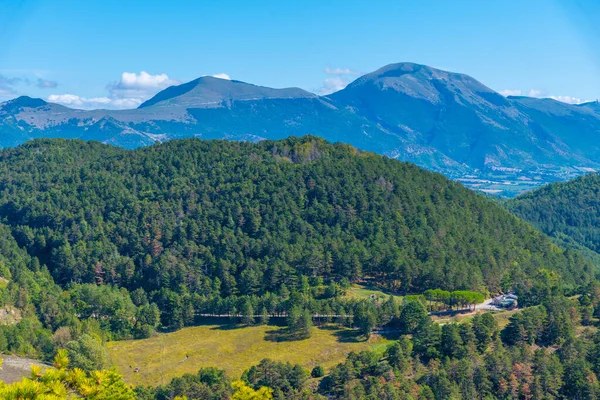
[320, 293, 600, 399]
[0, 349, 135, 399]
[66, 334, 109, 372]
[354, 300, 378, 337]
[240, 299, 254, 326]
[69, 284, 155, 339]
[286, 306, 312, 340]
[441, 323, 465, 359]
[412, 320, 442, 360]
[501, 305, 547, 345]
[135, 367, 232, 400]
[242, 359, 307, 399]
[501, 294, 577, 347]
[542, 295, 576, 345]
[0, 136, 590, 363]
[85, 292, 600, 398]
[451, 291, 485, 310]
[398, 299, 428, 334]
[385, 337, 412, 373]
[507, 173, 600, 262]
[0, 137, 598, 399]
[310, 365, 325, 378]
[231, 380, 273, 400]
[0, 137, 590, 323]
[424, 289, 485, 311]
[472, 313, 498, 351]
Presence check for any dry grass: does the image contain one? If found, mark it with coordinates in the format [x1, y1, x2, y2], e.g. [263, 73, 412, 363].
[106, 323, 391, 386]
[490, 309, 521, 329]
[431, 308, 521, 329]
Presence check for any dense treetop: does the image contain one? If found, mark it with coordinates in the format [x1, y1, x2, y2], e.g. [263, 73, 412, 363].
[0, 137, 592, 302]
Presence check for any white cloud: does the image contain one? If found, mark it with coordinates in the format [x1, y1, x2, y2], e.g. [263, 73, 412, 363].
[499, 89, 522, 97]
[527, 89, 545, 98]
[108, 71, 178, 101]
[315, 66, 360, 95]
[547, 95, 588, 105]
[325, 67, 360, 76]
[47, 94, 126, 109]
[48, 71, 178, 110]
[211, 73, 231, 80]
[318, 77, 350, 95]
[499, 87, 591, 105]
[109, 98, 144, 108]
[526, 89, 589, 104]
[114, 71, 175, 90]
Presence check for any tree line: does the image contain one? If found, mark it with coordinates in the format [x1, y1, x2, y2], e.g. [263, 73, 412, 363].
[423, 289, 486, 312]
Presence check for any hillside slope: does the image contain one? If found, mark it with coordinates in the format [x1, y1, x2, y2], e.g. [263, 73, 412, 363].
[0, 137, 592, 299]
[507, 173, 600, 263]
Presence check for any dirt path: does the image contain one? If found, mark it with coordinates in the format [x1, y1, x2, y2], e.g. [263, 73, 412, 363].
[475, 298, 501, 311]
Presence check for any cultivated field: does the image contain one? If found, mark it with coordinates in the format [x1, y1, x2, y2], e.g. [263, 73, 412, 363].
[106, 323, 391, 386]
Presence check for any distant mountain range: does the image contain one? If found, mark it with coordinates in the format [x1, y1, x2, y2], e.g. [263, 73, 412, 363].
[1, 62, 599, 194]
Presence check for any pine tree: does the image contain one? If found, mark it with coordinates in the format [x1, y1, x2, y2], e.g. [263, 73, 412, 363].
[260, 306, 269, 325]
[241, 299, 255, 325]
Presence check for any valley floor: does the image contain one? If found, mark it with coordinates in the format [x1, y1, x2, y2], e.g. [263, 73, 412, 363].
[457, 165, 595, 197]
[106, 322, 390, 386]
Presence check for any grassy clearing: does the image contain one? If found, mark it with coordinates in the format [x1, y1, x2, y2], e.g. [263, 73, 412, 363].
[344, 283, 403, 302]
[431, 308, 520, 329]
[106, 323, 391, 386]
[490, 309, 520, 329]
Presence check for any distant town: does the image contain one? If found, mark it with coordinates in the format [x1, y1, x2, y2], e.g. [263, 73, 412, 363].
[457, 165, 596, 197]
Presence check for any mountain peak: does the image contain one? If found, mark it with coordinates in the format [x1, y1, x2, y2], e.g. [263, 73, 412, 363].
[139, 76, 316, 109]
[346, 62, 493, 93]
[1, 96, 48, 114]
[5, 96, 47, 108]
[368, 62, 440, 75]
[331, 62, 500, 109]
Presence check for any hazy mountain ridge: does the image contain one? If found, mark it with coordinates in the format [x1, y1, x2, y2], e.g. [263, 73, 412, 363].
[1, 62, 599, 192]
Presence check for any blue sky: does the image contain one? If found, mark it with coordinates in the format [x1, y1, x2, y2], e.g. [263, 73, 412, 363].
[1, 0, 599, 109]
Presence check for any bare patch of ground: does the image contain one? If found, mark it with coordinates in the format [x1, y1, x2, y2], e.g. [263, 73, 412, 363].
[0, 306, 22, 325]
[0, 355, 49, 384]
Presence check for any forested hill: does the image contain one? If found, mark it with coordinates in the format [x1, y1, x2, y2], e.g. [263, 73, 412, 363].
[0, 136, 592, 301]
[507, 173, 600, 262]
